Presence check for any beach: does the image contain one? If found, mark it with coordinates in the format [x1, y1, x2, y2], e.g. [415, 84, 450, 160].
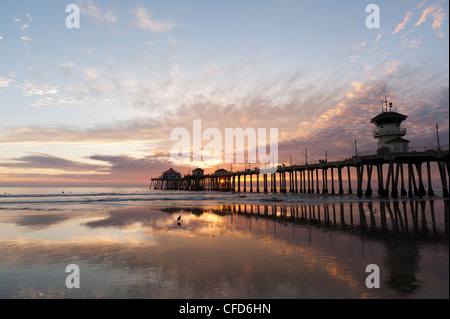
[0, 187, 448, 299]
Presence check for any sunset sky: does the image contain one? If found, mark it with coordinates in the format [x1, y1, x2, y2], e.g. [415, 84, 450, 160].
[0, 0, 448, 186]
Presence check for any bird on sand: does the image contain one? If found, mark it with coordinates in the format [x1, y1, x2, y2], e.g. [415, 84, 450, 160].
[177, 215, 182, 222]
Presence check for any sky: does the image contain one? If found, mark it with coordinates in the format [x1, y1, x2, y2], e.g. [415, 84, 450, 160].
[0, 0, 448, 187]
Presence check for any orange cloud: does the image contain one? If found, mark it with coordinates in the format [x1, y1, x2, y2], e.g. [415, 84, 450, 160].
[415, 0, 447, 37]
[392, 11, 413, 35]
[383, 60, 400, 75]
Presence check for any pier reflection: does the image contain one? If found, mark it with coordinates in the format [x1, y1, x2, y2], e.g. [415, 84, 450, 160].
[166, 199, 449, 239]
[3, 199, 445, 298]
[161, 199, 448, 297]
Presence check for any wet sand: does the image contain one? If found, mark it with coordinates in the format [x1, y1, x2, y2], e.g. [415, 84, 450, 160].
[0, 200, 448, 299]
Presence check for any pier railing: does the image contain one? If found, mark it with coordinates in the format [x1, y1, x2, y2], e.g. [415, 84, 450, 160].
[409, 144, 449, 152]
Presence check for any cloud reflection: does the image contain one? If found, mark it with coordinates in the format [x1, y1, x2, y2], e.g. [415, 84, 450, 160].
[0, 200, 448, 298]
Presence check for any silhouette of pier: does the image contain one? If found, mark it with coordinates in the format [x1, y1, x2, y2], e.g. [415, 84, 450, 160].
[151, 103, 449, 198]
[150, 147, 449, 198]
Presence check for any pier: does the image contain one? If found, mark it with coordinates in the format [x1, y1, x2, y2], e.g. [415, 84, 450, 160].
[150, 147, 449, 198]
[151, 102, 449, 198]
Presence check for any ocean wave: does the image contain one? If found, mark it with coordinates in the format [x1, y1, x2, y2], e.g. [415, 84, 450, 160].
[0, 188, 446, 208]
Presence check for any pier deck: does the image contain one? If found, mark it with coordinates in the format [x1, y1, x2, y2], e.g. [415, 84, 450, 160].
[150, 147, 449, 198]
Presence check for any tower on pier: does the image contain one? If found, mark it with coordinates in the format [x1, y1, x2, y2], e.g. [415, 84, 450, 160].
[371, 99, 409, 153]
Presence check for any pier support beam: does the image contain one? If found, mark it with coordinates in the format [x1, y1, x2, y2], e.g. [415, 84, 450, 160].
[356, 164, 364, 197]
[365, 164, 373, 196]
[316, 169, 320, 194]
[302, 170, 306, 193]
[322, 168, 328, 194]
[377, 164, 384, 196]
[257, 173, 260, 193]
[272, 173, 277, 193]
[295, 170, 299, 193]
[307, 169, 311, 194]
[330, 167, 335, 195]
[383, 161, 393, 197]
[438, 161, 448, 198]
[426, 161, 435, 196]
[391, 162, 400, 198]
[415, 163, 427, 197]
[338, 167, 344, 195]
[408, 163, 418, 197]
[400, 164, 407, 196]
[347, 166, 353, 194]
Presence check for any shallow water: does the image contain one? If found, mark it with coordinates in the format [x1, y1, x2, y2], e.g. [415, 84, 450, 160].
[0, 188, 448, 299]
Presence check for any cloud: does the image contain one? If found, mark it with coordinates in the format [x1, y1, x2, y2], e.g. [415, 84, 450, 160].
[374, 34, 382, 44]
[58, 62, 76, 76]
[0, 117, 172, 146]
[10, 214, 69, 229]
[0, 76, 15, 88]
[0, 153, 108, 172]
[0, 39, 447, 185]
[82, 47, 95, 56]
[415, 0, 447, 37]
[85, 68, 101, 80]
[86, 152, 193, 184]
[383, 60, 400, 75]
[170, 64, 182, 79]
[13, 13, 32, 25]
[78, 0, 117, 25]
[353, 40, 367, 51]
[403, 36, 423, 49]
[134, 6, 178, 33]
[168, 36, 177, 46]
[345, 81, 364, 98]
[416, 5, 434, 26]
[14, 13, 32, 43]
[18, 80, 58, 97]
[392, 11, 413, 35]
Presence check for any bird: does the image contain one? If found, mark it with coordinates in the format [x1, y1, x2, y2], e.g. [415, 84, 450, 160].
[177, 215, 182, 222]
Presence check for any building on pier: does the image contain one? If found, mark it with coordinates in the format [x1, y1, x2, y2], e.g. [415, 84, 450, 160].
[192, 168, 204, 177]
[151, 168, 182, 190]
[371, 101, 409, 153]
[162, 168, 181, 180]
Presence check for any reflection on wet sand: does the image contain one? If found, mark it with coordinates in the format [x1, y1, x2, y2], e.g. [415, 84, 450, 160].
[218, 199, 449, 238]
[0, 200, 448, 299]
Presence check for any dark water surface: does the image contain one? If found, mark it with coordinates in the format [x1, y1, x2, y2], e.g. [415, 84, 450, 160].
[0, 188, 448, 299]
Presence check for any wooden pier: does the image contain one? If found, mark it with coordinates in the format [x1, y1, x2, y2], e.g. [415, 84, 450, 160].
[150, 147, 449, 198]
[151, 105, 449, 198]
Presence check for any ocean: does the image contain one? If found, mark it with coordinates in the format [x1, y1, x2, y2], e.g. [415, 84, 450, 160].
[0, 187, 448, 299]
